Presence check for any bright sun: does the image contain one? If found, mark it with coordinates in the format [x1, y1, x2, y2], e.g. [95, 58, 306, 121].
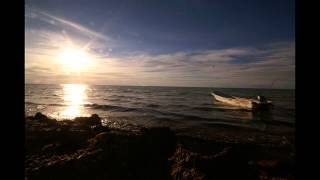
[58, 47, 88, 71]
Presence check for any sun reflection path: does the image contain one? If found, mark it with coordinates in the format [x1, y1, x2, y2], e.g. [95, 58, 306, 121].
[61, 84, 89, 119]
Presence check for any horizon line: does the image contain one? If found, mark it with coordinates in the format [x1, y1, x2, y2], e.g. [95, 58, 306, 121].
[25, 83, 295, 90]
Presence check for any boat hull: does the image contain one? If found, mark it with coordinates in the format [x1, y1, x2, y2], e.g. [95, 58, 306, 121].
[211, 92, 272, 110]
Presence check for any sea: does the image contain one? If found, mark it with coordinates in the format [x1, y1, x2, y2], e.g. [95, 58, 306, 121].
[25, 84, 295, 136]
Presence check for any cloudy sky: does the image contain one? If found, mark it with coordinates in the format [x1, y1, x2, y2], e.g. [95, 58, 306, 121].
[25, 0, 295, 89]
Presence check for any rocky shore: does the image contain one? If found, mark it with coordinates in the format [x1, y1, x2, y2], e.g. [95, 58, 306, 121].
[25, 113, 295, 180]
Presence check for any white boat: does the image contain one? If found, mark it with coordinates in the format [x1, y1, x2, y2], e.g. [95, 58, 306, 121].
[211, 91, 273, 110]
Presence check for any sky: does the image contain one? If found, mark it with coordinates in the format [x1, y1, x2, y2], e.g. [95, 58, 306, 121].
[25, 0, 295, 89]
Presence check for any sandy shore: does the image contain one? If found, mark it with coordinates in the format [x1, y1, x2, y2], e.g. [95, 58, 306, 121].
[25, 112, 295, 180]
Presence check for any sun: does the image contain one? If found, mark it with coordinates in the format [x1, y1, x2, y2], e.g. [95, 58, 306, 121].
[58, 47, 88, 71]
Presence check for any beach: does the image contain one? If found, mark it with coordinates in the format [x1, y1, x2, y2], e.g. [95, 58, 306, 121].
[25, 113, 295, 180]
[25, 0, 295, 178]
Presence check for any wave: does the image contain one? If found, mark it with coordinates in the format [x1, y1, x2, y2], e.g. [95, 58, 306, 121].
[168, 104, 189, 108]
[25, 101, 39, 105]
[103, 98, 122, 102]
[146, 104, 160, 108]
[83, 103, 206, 120]
[191, 106, 252, 113]
[109, 95, 127, 98]
[25, 102, 65, 106]
[84, 103, 136, 112]
[106, 95, 144, 100]
[192, 107, 214, 111]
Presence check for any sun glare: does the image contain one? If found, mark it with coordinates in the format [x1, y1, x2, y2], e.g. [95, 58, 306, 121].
[61, 84, 88, 119]
[58, 47, 88, 71]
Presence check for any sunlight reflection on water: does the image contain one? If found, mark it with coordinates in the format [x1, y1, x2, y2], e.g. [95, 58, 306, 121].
[60, 84, 89, 119]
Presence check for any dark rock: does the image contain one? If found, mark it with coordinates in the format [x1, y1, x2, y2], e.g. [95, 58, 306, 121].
[169, 144, 252, 180]
[74, 114, 102, 127]
[34, 112, 49, 121]
[25, 114, 294, 180]
[26, 116, 34, 120]
[141, 127, 177, 158]
[257, 160, 280, 168]
[42, 144, 56, 151]
[90, 114, 100, 122]
[170, 145, 207, 180]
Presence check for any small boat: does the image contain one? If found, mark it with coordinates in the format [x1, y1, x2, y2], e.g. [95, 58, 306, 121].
[211, 91, 273, 110]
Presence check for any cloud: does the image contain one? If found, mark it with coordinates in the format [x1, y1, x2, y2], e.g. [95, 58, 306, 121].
[25, 8, 294, 88]
[25, 8, 112, 44]
[95, 41, 295, 88]
[25, 40, 294, 88]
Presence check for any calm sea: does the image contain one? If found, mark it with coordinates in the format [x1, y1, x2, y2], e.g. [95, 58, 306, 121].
[25, 84, 295, 135]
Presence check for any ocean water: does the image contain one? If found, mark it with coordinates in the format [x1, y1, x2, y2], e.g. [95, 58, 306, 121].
[25, 84, 295, 135]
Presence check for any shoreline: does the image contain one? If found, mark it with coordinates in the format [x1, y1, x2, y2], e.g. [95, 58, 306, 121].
[26, 112, 295, 180]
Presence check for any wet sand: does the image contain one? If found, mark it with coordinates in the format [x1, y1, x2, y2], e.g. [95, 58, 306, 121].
[25, 113, 295, 180]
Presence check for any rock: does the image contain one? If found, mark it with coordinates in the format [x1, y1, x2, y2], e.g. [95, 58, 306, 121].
[184, 168, 206, 180]
[257, 160, 280, 168]
[25, 113, 295, 180]
[26, 116, 34, 121]
[169, 144, 248, 180]
[170, 146, 208, 180]
[213, 146, 232, 159]
[141, 127, 177, 157]
[34, 112, 49, 121]
[91, 114, 100, 122]
[41, 144, 57, 152]
[281, 136, 289, 145]
[248, 160, 255, 166]
[88, 132, 109, 147]
[74, 114, 102, 127]
[41, 143, 62, 154]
